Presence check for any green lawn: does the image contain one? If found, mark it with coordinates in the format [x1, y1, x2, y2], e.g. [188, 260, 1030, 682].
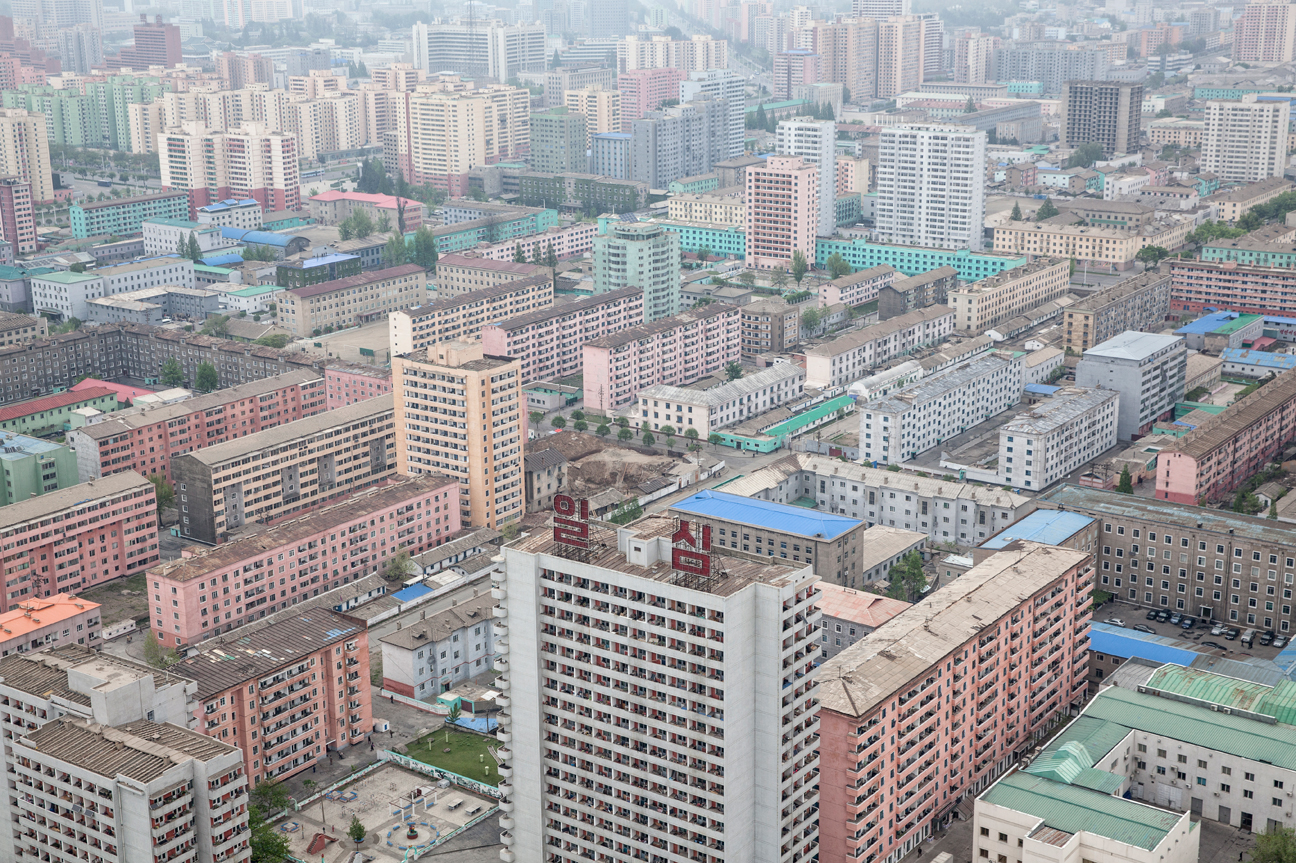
[405, 730, 499, 786]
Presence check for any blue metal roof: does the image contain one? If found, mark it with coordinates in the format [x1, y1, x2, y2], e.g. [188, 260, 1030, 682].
[198, 198, 258, 211]
[391, 584, 432, 603]
[980, 510, 1094, 549]
[1024, 383, 1061, 395]
[1175, 310, 1240, 335]
[300, 253, 358, 268]
[221, 227, 291, 247]
[1220, 348, 1296, 371]
[670, 489, 862, 540]
[1088, 622, 1202, 666]
[201, 253, 245, 267]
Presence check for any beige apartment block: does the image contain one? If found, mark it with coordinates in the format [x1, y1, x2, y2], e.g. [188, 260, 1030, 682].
[393, 341, 524, 529]
[433, 254, 550, 298]
[389, 273, 553, 355]
[948, 258, 1070, 331]
[405, 84, 531, 193]
[170, 395, 398, 544]
[1201, 95, 1292, 183]
[618, 35, 729, 72]
[667, 186, 746, 223]
[1063, 270, 1172, 353]
[288, 69, 344, 97]
[563, 87, 622, 147]
[1149, 117, 1204, 147]
[0, 109, 52, 203]
[1206, 176, 1295, 223]
[284, 93, 363, 161]
[992, 219, 1193, 270]
[280, 264, 427, 338]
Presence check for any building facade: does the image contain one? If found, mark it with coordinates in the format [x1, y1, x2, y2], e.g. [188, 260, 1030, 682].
[948, 258, 1070, 332]
[1075, 331, 1186, 439]
[390, 274, 553, 356]
[997, 387, 1120, 491]
[1060, 81, 1144, 157]
[1064, 270, 1173, 353]
[632, 362, 807, 437]
[875, 124, 987, 251]
[1202, 94, 1292, 183]
[279, 264, 427, 338]
[746, 155, 821, 269]
[70, 192, 192, 239]
[803, 306, 955, 389]
[379, 598, 495, 699]
[593, 221, 681, 323]
[775, 117, 838, 238]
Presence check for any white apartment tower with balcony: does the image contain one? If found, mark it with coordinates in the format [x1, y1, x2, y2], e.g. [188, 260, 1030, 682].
[681, 69, 747, 160]
[1201, 94, 1292, 183]
[775, 117, 838, 237]
[874, 124, 987, 251]
[494, 513, 822, 863]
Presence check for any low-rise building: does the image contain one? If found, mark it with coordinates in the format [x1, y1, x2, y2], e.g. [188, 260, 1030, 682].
[817, 542, 1093, 863]
[479, 286, 643, 384]
[0, 433, 77, 504]
[141, 219, 231, 258]
[0, 311, 46, 346]
[1206, 176, 1294, 223]
[739, 298, 800, 357]
[1063, 270, 1173, 353]
[146, 475, 459, 647]
[0, 593, 101, 656]
[818, 265, 896, 309]
[0, 471, 157, 610]
[997, 387, 1120, 491]
[1174, 310, 1265, 352]
[379, 598, 496, 700]
[280, 264, 427, 338]
[170, 395, 397, 545]
[666, 186, 745, 223]
[992, 219, 1193, 270]
[433, 254, 550, 298]
[973, 508, 1097, 564]
[1170, 258, 1296, 317]
[860, 354, 1024, 463]
[630, 361, 807, 437]
[275, 252, 363, 288]
[1023, 345, 1064, 384]
[1057, 199, 1156, 230]
[69, 191, 192, 238]
[195, 197, 263, 230]
[1187, 351, 1223, 393]
[390, 273, 553, 355]
[804, 306, 956, 389]
[1149, 116, 1204, 146]
[85, 285, 223, 325]
[815, 583, 910, 661]
[948, 258, 1071, 332]
[877, 266, 957, 320]
[582, 303, 742, 412]
[323, 362, 392, 409]
[0, 387, 120, 436]
[306, 190, 425, 230]
[523, 449, 567, 513]
[1076, 331, 1186, 439]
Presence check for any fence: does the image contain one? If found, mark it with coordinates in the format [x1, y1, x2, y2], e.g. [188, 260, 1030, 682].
[380, 688, 449, 715]
[379, 749, 503, 800]
[291, 758, 386, 814]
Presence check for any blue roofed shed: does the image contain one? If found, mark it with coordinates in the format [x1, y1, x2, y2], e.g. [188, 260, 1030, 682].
[669, 489, 862, 540]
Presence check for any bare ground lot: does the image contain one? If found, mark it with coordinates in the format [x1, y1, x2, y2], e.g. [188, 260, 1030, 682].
[530, 430, 685, 497]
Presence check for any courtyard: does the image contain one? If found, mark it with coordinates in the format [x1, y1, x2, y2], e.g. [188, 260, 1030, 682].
[405, 728, 501, 787]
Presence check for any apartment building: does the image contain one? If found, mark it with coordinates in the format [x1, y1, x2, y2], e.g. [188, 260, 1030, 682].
[680, 69, 746, 160]
[803, 306, 955, 389]
[776, 117, 838, 237]
[1060, 81, 1144, 157]
[861, 354, 1024, 464]
[1150, 116, 1205, 147]
[593, 222, 681, 323]
[70, 192, 191, 239]
[524, 449, 566, 513]
[0, 109, 52, 203]
[389, 274, 553, 355]
[992, 219, 1194, 271]
[396, 83, 531, 197]
[434, 254, 548, 298]
[632, 362, 807, 437]
[0, 593, 101, 656]
[305, 191, 425, 231]
[948, 258, 1070, 332]
[158, 122, 300, 219]
[0, 471, 157, 608]
[544, 66, 614, 107]
[1076, 331, 1186, 439]
[989, 44, 1110, 96]
[563, 88, 621, 149]
[878, 267, 958, 320]
[0, 175, 33, 256]
[324, 362, 391, 409]
[0, 387, 117, 437]
[530, 107, 588, 173]
[996, 387, 1120, 491]
[819, 265, 896, 309]
[1202, 94, 1292, 183]
[1063, 270, 1173, 353]
[816, 541, 1090, 863]
[617, 67, 686, 129]
[1171, 258, 1296, 316]
[582, 303, 742, 412]
[66, 370, 326, 483]
[875, 124, 986, 252]
[807, 17, 880, 103]
[1207, 177, 1294, 223]
[875, 15, 926, 98]
[182, 605, 371, 783]
[480, 287, 644, 384]
[1233, 0, 1296, 63]
[618, 34, 729, 71]
[630, 97, 730, 191]
[1157, 369, 1296, 506]
[379, 598, 495, 700]
[497, 512, 820, 863]
[147, 475, 458, 647]
[412, 21, 546, 80]
[279, 264, 427, 338]
[392, 341, 524, 530]
[746, 155, 820, 270]
[666, 188, 746, 224]
[741, 299, 801, 357]
[170, 396, 396, 545]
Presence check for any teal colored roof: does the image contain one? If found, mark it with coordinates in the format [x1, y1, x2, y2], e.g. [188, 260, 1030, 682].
[193, 265, 234, 275]
[671, 489, 862, 540]
[982, 772, 1182, 850]
[223, 284, 283, 297]
[1145, 664, 1296, 726]
[0, 266, 27, 280]
[143, 217, 203, 229]
[32, 271, 99, 284]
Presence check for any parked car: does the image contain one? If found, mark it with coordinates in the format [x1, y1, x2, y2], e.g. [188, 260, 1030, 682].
[1182, 617, 1197, 630]
[1261, 631, 1275, 646]
[1133, 624, 1156, 634]
[1211, 624, 1227, 636]
[1274, 637, 1289, 649]
[1169, 613, 1183, 625]
[1156, 610, 1171, 622]
[1146, 610, 1159, 620]
[1104, 617, 1126, 627]
[1225, 628, 1241, 640]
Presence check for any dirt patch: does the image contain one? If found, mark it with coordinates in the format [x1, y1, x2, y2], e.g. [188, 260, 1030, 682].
[79, 570, 151, 628]
[529, 431, 682, 497]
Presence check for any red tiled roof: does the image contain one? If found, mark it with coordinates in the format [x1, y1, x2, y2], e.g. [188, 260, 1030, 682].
[815, 583, 911, 628]
[0, 387, 118, 423]
[438, 254, 545, 274]
[307, 190, 422, 209]
[71, 378, 154, 400]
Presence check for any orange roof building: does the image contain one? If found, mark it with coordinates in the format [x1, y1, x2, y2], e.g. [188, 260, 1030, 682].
[0, 593, 102, 657]
[816, 583, 910, 661]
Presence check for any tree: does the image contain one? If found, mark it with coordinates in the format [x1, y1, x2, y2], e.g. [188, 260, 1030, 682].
[545, 242, 557, 274]
[696, 246, 711, 265]
[596, 423, 610, 437]
[791, 250, 809, 284]
[529, 411, 544, 429]
[149, 473, 174, 514]
[254, 334, 290, 349]
[513, 243, 525, 263]
[348, 815, 367, 843]
[772, 270, 788, 290]
[551, 415, 567, 430]
[1064, 142, 1104, 169]
[1034, 199, 1059, 220]
[737, 271, 756, 286]
[1117, 466, 1134, 494]
[194, 362, 219, 393]
[801, 307, 822, 333]
[963, 96, 976, 113]
[659, 425, 676, 439]
[187, 231, 202, 261]
[1135, 245, 1169, 269]
[376, 213, 392, 234]
[142, 629, 180, 668]
[249, 804, 291, 863]
[642, 431, 655, 447]
[1010, 202, 1022, 221]
[618, 427, 633, 442]
[176, 233, 187, 257]
[573, 419, 588, 432]
[160, 358, 183, 387]
[826, 252, 851, 279]
[200, 315, 230, 338]
[886, 551, 928, 601]
[725, 361, 743, 380]
[708, 432, 722, 449]
[1252, 826, 1296, 863]
[616, 416, 629, 428]
[684, 427, 699, 442]
[384, 549, 411, 581]
[412, 227, 439, 270]
[1238, 209, 1264, 231]
[338, 220, 354, 242]
[382, 235, 409, 268]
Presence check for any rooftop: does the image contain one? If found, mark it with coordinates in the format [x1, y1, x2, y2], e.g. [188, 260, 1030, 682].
[868, 355, 1010, 412]
[1206, 176, 1292, 203]
[220, 227, 292, 247]
[1000, 387, 1119, 436]
[287, 263, 424, 300]
[803, 306, 953, 359]
[437, 253, 547, 275]
[817, 543, 1090, 717]
[1165, 368, 1296, 459]
[891, 266, 958, 291]
[196, 198, 259, 212]
[670, 489, 862, 540]
[523, 448, 567, 472]
[635, 363, 803, 410]
[0, 387, 118, 424]
[1219, 348, 1296, 371]
[400, 273, 551, 319]
[23, 718, 237, 780]
[1068, 271, 1169, 313]
[0, 472, 153, 535]
[0, 594, 99, 641]
[814, 583, 910, 627]
[379, 598, 495, 650]
[980, 509, 1095, 550]
[1081, 330, 1182, 361]
[484, 286, 637, 332]
[72, 191, 189, 212]
[955, 258, 1065, 294]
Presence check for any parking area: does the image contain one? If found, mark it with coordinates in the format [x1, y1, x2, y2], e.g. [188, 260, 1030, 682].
[1098, 600, 1290, 660]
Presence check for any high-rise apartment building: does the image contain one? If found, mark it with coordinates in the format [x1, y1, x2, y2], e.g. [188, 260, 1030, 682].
[630, 97, 729, 188]
[0, 175, 35, 254]
[746, 155, 820, 269]
[216, 51, 275, 89]
[875, 124, 986, 251]
[617, 67, 687, 130]
[283, 93, 363, 162]
[852, 0, 910, 15]
[1201, 94, 1292, 183]
[56, 23, 103, 75]
[1060, 80, 1143, 157]
[563, 87, 621, 147]
[0, 108, 52, 204]
[495, 512, 822, 863]
[955, 31, 999, 84]
[1075, 331, 1186, 439]
[590, 0, 629, 38]
[680, 68, 745, 159]
[593, 221, 681, 322]
[989, 43, 1110, 95]
[220, 0, 303, 26]
[393, 341, 523, 529]
[119, 14, 182, 68]
[531, 106, 589, 172]
[11, 0, 101, 38]
[1233, 0, 1296, 62]
[158, 122, 300, 218]
[618, 34, 729, 72]
[809, 17, 879, 102]
[876, 15, 927, 98]
[412, 20, 547, 80]
[776, 117, 837, 237]
[773, 49, 820, 100]
[544, 66, 615, 107]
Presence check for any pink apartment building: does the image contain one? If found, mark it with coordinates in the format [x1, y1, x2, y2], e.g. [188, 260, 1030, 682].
[0, 593, 102, 656]
[66, 369, 326, 482]
[747, 155, 820, 270]
[819, 265, 896, 308]
[582, 302, 742, 412]
[480, 286, 644, 384]
[465, 222, 600, 263]
[0, 472, 158, 610]
[1156, 369, 1296, 505]
[816, 542, 1093, 863]
[618, 68, 687, 130]
[773, 49, 820, 99]
[147, 474, 461, 647]
[324, 362, 392, 409]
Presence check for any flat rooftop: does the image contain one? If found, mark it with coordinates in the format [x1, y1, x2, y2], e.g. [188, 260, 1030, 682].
[0, 472, 152, 534]
[23, 718, 235, 780]
[670, 489, 862, 541]
[286, 263, 424, 300]
[1000, 387, 1118, 435]
[981, 510, 1094, 550]
[1081, 331, 1182, 361]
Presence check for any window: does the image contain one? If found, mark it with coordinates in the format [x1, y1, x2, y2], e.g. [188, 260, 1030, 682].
[1222, 784, 1231, 793]
[1247, 772, 1256, 781]
[1276, 781, 1285, 789]
[998, 834, 1008, 843]
[980, 829, 990, 838]
[1245, 790, 1255, 799]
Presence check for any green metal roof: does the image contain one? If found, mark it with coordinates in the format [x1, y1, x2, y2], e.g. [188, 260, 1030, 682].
[1036, 715, 1132, 768]
[1145, 664, 1296, 726]
[982, 772, 1182, 850]
[31, 271, 99, 283]
[193, 265, 235, 275]
[1213, 313, 1263, 335]
[0, 266, 27, 280]
[222, 284, 283, 297]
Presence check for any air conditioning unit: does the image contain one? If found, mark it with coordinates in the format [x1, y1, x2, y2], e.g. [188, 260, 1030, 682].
[1213, 792, 1220, 797]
